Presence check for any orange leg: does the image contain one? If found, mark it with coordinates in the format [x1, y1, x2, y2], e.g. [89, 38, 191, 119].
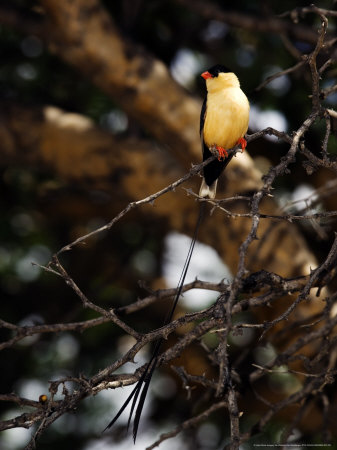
[237, 137, 247, 152]
[216, 145, 228, 161]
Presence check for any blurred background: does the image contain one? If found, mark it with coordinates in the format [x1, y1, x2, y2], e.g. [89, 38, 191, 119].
[0, 0, 337, 449]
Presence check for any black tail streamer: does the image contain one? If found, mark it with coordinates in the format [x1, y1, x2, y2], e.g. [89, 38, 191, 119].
[104, 201, 206, 442]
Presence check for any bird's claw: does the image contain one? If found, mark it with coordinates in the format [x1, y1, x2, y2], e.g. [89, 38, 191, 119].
[237, 137, 247, 152]
[209, 145, 228, 161]
[216, 145, 228, 160]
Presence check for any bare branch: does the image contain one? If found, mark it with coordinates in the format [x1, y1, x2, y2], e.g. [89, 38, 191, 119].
[146, 401, 227, 450]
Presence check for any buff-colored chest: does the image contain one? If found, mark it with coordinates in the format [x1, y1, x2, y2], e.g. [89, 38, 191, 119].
[203, 87, 249, 150]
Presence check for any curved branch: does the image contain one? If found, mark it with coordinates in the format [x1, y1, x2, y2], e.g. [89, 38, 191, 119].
[0, 103, 322, 284]
[175, 0, 325, 44]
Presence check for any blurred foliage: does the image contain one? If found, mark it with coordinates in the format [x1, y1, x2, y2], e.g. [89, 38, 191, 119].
[0, 0, 337, 449]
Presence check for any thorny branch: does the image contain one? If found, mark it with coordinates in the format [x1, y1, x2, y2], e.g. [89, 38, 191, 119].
[1, 4, 337, 450]
[146, 401, 228, 450]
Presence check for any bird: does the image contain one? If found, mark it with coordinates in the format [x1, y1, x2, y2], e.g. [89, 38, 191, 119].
[103, 64, 249, 443]
[199, 64, 250, 199]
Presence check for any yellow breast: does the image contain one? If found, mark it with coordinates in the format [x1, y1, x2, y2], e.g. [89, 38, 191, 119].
[203, 79, 249, 150]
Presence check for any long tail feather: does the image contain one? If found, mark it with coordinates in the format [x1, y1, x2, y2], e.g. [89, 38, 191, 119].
[127, 339, 161, 431]
[132, 356, 158, 442]
[103, 382, 140, 432]
[104, 201, 205, 441]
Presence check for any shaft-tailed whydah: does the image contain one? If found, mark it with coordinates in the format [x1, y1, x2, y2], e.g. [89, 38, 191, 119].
[104, 64, 250, 442]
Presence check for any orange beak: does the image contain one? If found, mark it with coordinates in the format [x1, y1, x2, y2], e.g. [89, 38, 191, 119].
[201, 71, 213, 80]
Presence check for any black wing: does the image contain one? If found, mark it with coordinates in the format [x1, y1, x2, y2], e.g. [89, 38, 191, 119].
[200, 97, 207, 135]
[200, 97, 233, 187]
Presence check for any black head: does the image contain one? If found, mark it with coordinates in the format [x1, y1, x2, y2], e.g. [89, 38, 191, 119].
[207, 64, 231, 77]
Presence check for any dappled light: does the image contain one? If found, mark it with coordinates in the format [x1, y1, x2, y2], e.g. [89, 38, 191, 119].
[0, 1, 337, 450]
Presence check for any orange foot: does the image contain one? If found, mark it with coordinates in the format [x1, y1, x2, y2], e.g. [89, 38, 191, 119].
[237, 137, 247, 152]
[216, 145, 228, 161]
